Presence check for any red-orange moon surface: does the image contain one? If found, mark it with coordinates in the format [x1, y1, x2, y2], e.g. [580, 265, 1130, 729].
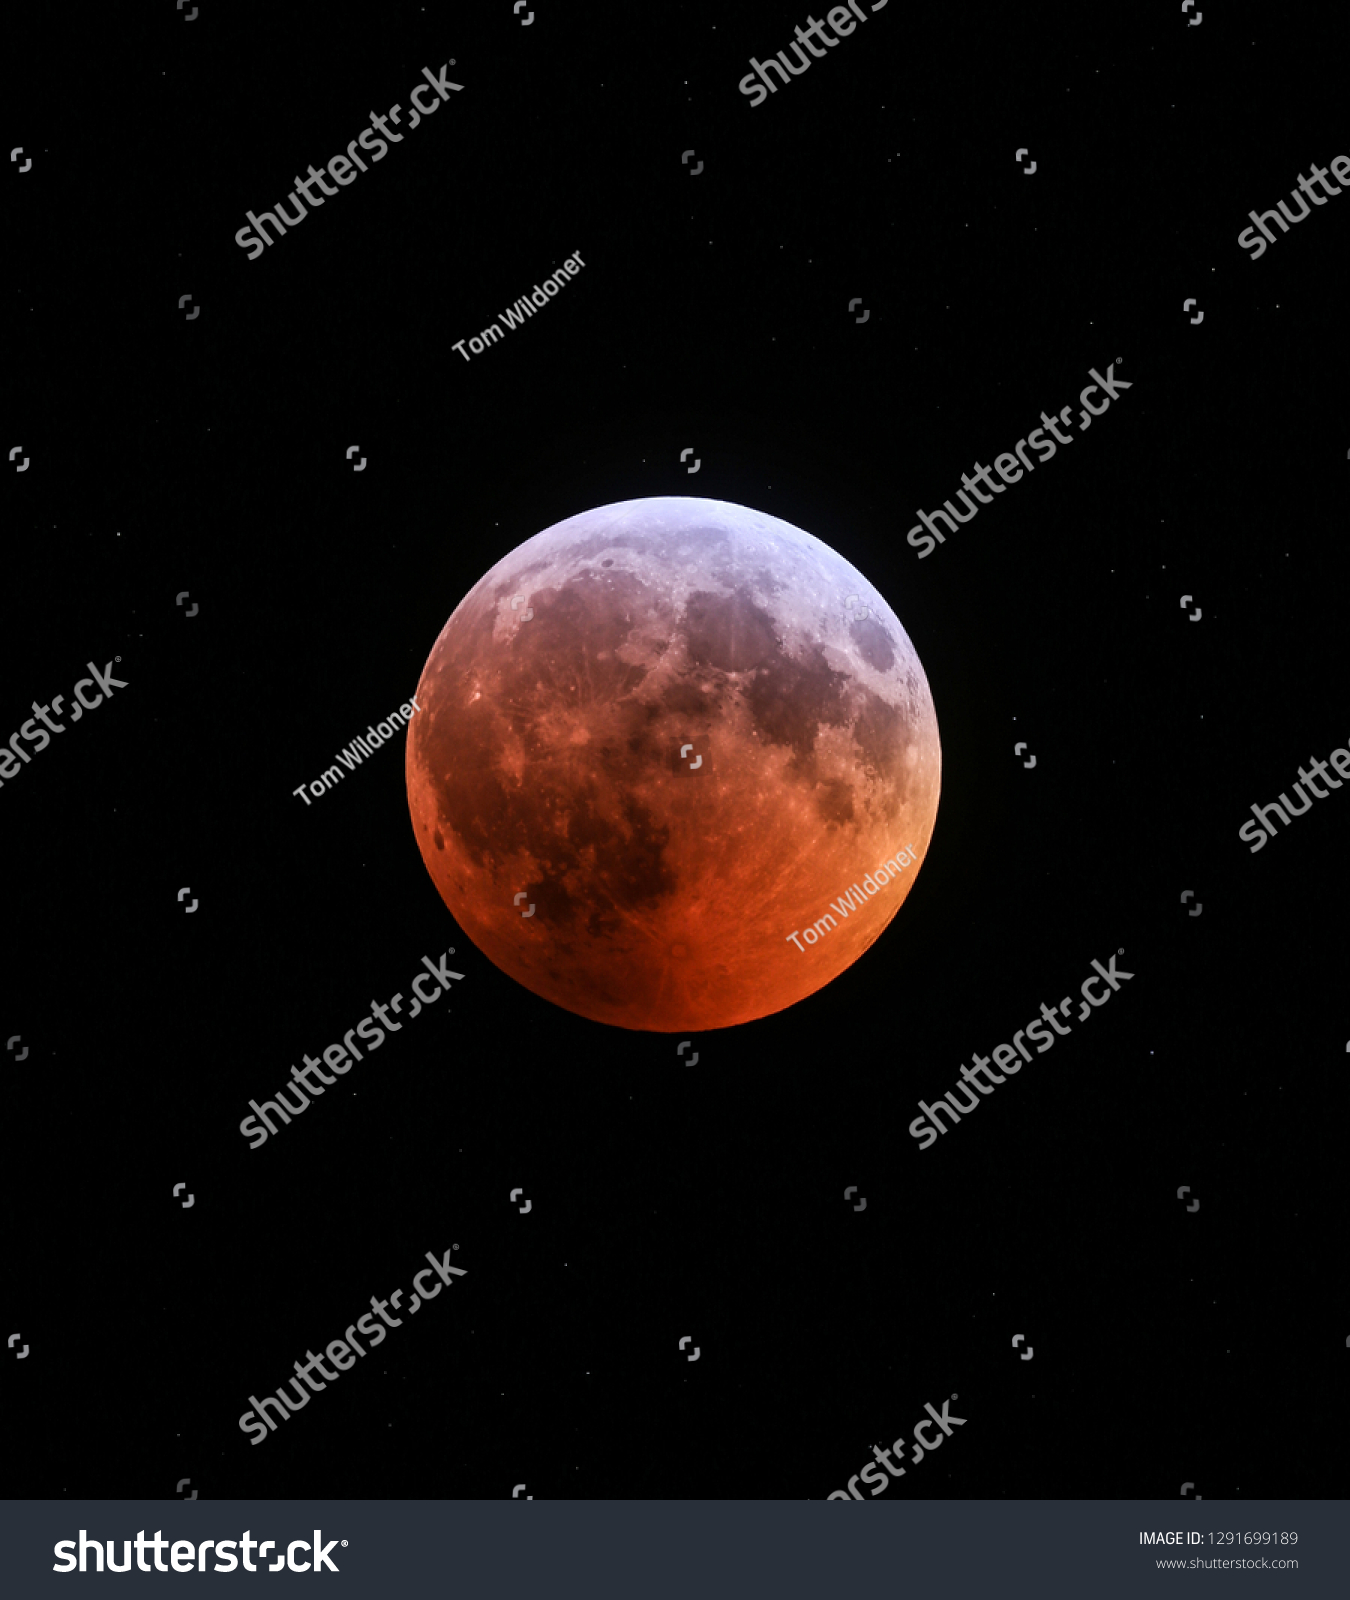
[406, 497, 941, 1031]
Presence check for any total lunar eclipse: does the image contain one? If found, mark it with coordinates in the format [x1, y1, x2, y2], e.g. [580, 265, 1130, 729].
[405, 496, 941, 1031]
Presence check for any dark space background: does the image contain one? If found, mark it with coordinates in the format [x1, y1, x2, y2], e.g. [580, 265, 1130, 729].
[2, 1, 1346, 1502]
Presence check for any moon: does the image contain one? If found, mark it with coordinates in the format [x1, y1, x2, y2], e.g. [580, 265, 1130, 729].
[405, 496, 941, 1031]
